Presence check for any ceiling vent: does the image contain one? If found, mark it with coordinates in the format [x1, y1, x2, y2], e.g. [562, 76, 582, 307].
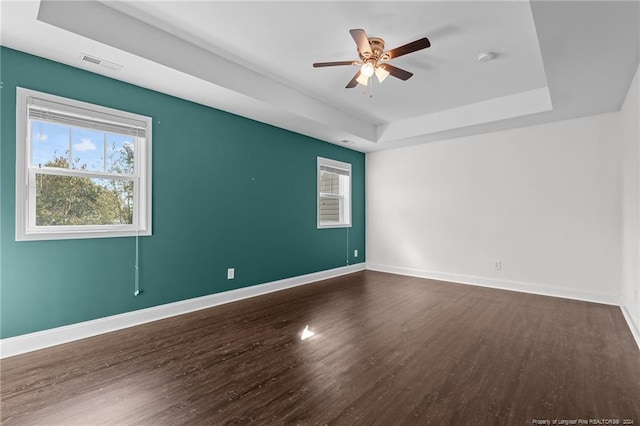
[80, 53, 123, 71]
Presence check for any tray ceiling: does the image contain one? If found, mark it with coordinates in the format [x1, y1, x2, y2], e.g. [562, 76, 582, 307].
[1, 1, 638, 152]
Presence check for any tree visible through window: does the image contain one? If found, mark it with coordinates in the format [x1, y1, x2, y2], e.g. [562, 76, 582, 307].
[33, 128, 135, 226]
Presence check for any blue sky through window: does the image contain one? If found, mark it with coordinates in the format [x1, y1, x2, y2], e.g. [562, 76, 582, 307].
[31, 120, 135, 175]
[72, 127, 104, 172]
[31, 121, 68, 168]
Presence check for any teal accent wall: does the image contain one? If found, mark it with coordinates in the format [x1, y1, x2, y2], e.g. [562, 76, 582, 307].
[0, 47, 365, 339]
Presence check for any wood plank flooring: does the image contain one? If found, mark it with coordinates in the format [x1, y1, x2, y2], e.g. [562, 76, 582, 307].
[1, 271, 639, 425]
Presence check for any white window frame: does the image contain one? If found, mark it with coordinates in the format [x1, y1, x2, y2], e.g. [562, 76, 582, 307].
[317, 156, 352, 229]
[15, 87, 152, 241]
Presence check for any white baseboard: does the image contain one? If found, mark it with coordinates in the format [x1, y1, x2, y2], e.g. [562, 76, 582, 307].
[0, 263, 365, 359]
[620, 304, 640, 351]
[366, 263, 621, 306]
[4, 262, 633, 359]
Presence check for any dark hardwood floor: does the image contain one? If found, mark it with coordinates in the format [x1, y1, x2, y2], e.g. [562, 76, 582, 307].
[1, 270, 639, 425]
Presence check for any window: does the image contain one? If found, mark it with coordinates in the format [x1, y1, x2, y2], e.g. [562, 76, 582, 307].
[15, 87, 152, 241]
[317, 157, 351, 228]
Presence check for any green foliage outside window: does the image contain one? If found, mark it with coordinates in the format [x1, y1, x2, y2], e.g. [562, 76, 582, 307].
[35, 143, 134, 226]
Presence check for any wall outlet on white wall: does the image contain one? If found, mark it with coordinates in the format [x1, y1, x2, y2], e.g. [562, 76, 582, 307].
[494, 261, 502, 270]
[354, 249, 358, 258]
[227, 268, 235, 279]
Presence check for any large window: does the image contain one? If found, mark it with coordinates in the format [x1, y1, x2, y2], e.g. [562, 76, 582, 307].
[15, 88, 152, 241]
[317, 157, 351, 228]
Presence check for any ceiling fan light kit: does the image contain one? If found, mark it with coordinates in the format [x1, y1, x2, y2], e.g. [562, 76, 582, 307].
[356, 72, 370, 87]
[360, 62, 375, 77]
[374, 66, 390, 83]
[313, 29, 431, 91]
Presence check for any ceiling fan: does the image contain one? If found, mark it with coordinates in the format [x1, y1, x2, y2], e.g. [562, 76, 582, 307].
[313, 29, 431, 89]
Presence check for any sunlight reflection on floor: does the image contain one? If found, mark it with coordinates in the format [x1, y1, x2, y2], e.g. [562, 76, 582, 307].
[300, 325, 315, 340]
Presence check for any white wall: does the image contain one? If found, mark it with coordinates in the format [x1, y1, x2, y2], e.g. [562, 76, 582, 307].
[367, 112, 623, 304]
[620, 63, 640, 337]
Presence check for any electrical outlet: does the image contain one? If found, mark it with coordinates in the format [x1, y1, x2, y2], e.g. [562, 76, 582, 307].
[354, 249, 358, 258]
[494, 261, 502, 270]
[227, 268, 235, 279]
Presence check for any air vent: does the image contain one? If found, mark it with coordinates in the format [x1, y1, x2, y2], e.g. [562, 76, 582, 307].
[82, 55, 101, 65]
[80, 53, 123, 72]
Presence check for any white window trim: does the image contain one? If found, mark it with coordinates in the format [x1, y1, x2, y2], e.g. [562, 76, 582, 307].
[317, 156, 352, 229]
[15, 87, 152, 241]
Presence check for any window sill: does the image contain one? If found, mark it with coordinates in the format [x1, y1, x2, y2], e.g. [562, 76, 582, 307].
[317, 223, 352, 229]
[17, 228, 151, 242]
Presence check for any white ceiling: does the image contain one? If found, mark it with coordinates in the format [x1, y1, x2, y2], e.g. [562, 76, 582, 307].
[1, 1, 639, 153]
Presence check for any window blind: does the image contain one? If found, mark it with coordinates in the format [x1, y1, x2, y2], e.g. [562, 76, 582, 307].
[28, 97, 146, 137]
[319, 197, 341, 222]
[319, 165, 349, 176]
[319, 171, 340, 195]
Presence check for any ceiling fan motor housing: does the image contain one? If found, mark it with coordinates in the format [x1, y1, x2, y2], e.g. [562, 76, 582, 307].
[359, 37, 386, 62]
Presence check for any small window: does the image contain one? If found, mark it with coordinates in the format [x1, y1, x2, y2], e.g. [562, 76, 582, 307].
[317, 157, 351, 228]
[15, 88, 152, 241]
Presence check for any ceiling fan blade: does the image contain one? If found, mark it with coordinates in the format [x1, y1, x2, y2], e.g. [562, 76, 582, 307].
[350, 29, 372, 57]
[383, 37, 431, 60]
[313, 61, 357, 68]
[346, 71, 361, 89]
[378, 63, 413, 81]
